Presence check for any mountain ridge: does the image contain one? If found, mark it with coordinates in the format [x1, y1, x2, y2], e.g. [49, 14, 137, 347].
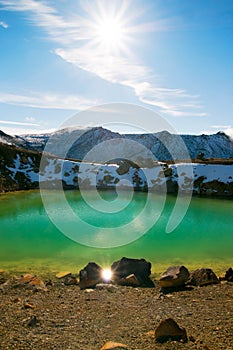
[1, 127, 232, 161]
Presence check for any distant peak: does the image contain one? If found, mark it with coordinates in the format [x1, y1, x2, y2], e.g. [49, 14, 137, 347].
[216, 131, 227, 136]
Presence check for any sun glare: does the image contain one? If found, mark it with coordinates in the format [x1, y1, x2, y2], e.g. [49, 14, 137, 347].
[83, 1, 135, 54]
[95, 18, 124, 48]
[102, 269, 112, 282]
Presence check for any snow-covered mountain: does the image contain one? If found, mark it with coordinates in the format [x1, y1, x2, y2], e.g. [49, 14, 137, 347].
[18, 127, 233, 161]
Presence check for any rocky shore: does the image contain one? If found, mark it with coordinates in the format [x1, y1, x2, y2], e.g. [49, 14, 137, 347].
[0, 262, 232, 350]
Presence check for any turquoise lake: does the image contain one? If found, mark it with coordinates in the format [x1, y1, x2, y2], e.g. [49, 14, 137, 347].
[0, 190, 232, 276]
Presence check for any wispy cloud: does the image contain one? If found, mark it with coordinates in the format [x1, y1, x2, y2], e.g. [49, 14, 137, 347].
[0, 91, 99, 110]
[211, 124, 232, 129]
[0, 119, 39, 126]
[25, 116, 36, 122]
[0, 0, 206, 117]
[0, 20, 8, 28]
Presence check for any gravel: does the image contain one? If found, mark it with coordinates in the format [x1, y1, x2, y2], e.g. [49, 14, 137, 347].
[0, 277, 232, 350]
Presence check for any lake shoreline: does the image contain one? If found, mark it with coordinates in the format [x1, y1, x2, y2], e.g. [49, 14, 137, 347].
[1, 187, 233, 200]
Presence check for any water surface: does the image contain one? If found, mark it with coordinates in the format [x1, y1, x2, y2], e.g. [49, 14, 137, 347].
[0, 190, 232, 275]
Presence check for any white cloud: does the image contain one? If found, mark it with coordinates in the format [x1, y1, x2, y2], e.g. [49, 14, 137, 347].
[0, 0, 206, 117]
[201, 125, 233, 140]
[0, 20, 8, 28]
[25, 116, 36, 122]
[224, 128, 233, 139]
[1, 126, 56, 136]
[211, 124, 232, 129]
[0, 91, 99, 110]
[211, 125, 233, 140]
[0, 119, 39, 126]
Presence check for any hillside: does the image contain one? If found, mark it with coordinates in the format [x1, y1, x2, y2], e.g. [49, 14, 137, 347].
[0, 139, 232, 196]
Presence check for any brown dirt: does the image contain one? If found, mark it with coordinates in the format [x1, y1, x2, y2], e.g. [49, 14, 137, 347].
[0, 277, 232, 350]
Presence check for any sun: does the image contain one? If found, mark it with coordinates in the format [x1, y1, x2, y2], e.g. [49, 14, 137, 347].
[83, 1, 134, 54]
[95, 18, 124, 49]
[102, 268, 112, 282]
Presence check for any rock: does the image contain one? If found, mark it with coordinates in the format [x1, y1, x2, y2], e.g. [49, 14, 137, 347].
[124, 274, 141, 287]
[79, 262, 103, 289]
[189, 268, 219, 286]
[224, 267, 233, 282]
[96, 284, 118, 293]
[56, 271, 72, 279]
[23, 302, 36, 309]
[117, 274, 140, 287]
[45, 279, 53, 286]
[27, 315, 39, 327]
[101, 341, 128, 349]
[155, 318, 188, 343]
[64, 276, 78, 285]
[159, 265, 190, 289]
[145, 330, 155, 337]
[13, 274, 47, 291]
[16, 274, 34, 285]
[0, 270, 7, 284]
[111, 257, 154, 287]
[28, 277, 47, 291]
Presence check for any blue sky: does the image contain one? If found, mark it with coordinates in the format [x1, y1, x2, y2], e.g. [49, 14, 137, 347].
[0, 0, 232, 136]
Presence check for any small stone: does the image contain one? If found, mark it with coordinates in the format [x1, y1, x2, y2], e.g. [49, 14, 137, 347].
[56, 271, 72, 279]
[100, 341, 128, 349]
[155, 318, 188, 343]
[96, 284, 118, 292]
[45, 279, 53, 286]
[64, 276, 78, 285]
[118, 274, 141, 287]
[13, 274, 47, 291]
[27, 315, 39, 327]
[12, 297, 21, 303]
[24, 302, 36, 309]
[17, 274, 34, 284]
[28, 277, 47, 291]
[145, 330, 155, 337]
[125, 274, 140, 286]
[189, 335, 196, 342]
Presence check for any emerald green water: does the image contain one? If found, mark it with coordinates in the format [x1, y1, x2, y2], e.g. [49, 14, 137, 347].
[0, 190, 232, 275]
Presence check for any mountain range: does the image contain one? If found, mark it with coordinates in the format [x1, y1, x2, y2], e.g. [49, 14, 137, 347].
[0, 128, 233, 196]
[1, 127, 233, 161]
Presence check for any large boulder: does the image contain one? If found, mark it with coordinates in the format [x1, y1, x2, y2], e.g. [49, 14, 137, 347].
[189, 268, 219, 286]
[111, 257, 154, 287]
[155, 318, 188, 343]
[79, 262, 103, 289]
[159, 265, 190, 289]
